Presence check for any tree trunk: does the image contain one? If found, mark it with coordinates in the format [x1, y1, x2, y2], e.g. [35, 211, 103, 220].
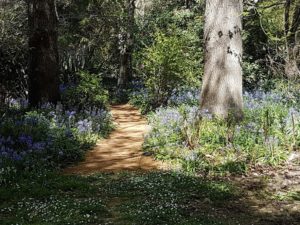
[200, 0, 243, 119]
[28, 0, 60, 107]
[118, 0, 135, 90]
[284, 0, 300, 79]
[185, 0, 190, 9]
[135, 0, 152, 18]
[185, 0, 195, 9]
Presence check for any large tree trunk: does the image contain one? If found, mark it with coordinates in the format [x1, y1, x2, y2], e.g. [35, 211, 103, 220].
[200, 0, 243, 119]
[135, 0, 152, 18]
[118, 0, 135, 90]
[28, 0, 60, 107]
[284, 0, 300, 79]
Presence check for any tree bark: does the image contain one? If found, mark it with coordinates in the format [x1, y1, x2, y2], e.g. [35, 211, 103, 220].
[200, 0, 243, 119]
[185, 0, 190, 9]
[135, 0, 152, 18]
[284, 0, 300, 79]
[118, 0, 135, 90]
[28, 0, 60, 106]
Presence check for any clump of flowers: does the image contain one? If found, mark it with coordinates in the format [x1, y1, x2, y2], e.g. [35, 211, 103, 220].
[168, 87, 199, 106]
[0, 100, 114, 183]
[144, 87, 300, 175]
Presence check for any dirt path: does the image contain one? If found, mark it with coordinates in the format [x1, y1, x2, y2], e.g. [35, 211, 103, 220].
[64, 104, 162, 174]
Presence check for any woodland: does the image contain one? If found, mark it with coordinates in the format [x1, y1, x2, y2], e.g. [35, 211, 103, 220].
[0, 0, 300, 224]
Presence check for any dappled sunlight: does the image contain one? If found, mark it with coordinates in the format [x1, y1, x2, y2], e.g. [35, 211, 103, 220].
[1, 0, 300, 224]
[64, 104, 163, 174]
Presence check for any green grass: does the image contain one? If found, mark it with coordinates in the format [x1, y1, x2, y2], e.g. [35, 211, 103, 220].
[0, 171, 239, 225]
[0, 171, 299, 225]
[273, 191, 300, 201]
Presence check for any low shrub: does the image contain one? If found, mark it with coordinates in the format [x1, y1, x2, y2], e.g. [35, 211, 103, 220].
[243, 58, 272, 91]
[134, 31, 199, 110]
[0, 102, 113, 184]
[60, 71, 109, 110]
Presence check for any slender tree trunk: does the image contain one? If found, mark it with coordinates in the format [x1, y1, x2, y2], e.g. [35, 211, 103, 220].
[185, 0, 194, 9]
[0, 85, 6, 105]
[118, 0, 135, 90]
[284, 0, 300, 79]
[28, 0, 60, 106]
[200, 0, 243, 119]
[185, 0, 190, 9]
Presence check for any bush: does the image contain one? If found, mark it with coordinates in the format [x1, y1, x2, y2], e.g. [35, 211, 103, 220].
[0, 103, 113, 184]
[243, 58, 273, 91]
[128, 86, 152, 114]
[61, 71, 109, 110]
[137, 31, 196, 109]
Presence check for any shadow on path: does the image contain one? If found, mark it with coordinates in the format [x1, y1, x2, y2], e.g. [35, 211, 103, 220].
[64, 104, 162, 174]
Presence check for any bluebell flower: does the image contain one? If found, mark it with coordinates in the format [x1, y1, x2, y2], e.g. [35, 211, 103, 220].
[77, 119, 92, 133]
[245, 122, 256, 131]
[32, 142, 46, 151]
[12, 152, 22, 161]
[18, 134, 33, 147]
[184, 151, 198, 162]
[20, 98, 29, 108]
[41, 102, 55, 110]
[8, 98, 19, 107]
[15, 120, 23, 126]
[1, 151, 8, 158]
[49, 111, 56, 117]
[168, 87, 199, 106]
[66, 110, 76, 118]
[265, 136, 279, 147]
[59, 84, 67, 93]
[199, 109, 213, 120]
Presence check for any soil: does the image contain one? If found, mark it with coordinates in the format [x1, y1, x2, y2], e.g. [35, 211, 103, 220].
[64, 104, 162, 174]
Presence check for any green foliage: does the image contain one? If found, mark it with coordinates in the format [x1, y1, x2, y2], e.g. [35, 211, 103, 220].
[273, 191, 300, 201]
[243, 1, 299, 77]
[144, 88, 300, 175]
[61, 71, 109, 110]
[128, 86, 151, 114]
[0, 2, 28, 100]
[137, 31, 198, 108]
[131, 1, 203, 110]
[58, 0, 125, 77]
[0, 104, 113, 184]
[0, 171, 237, 225]
[0, 166, 17, 185]
[243, 58, 273, 91]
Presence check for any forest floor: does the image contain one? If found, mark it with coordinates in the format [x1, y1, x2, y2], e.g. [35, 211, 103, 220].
[1, 104, 300, 225]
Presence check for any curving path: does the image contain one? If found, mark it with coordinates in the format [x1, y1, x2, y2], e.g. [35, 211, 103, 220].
[64, 104, 162, 174]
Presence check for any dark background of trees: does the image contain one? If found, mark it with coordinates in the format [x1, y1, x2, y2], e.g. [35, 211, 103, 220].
[0, 0, 299, 105]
